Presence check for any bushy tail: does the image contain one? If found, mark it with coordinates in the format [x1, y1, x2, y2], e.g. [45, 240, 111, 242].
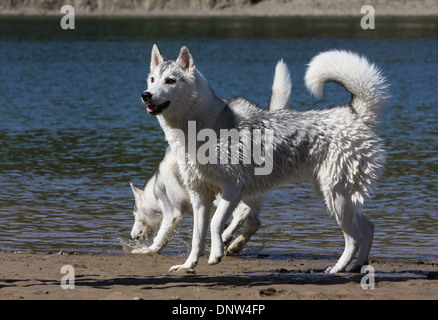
[269, 59, 292, 111]
[305, 50, 389, 127]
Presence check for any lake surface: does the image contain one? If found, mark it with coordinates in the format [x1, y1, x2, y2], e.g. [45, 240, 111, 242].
[0, 17, 437, 261]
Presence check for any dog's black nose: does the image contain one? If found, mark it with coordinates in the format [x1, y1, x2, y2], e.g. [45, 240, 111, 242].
[141, 91, 152, 102]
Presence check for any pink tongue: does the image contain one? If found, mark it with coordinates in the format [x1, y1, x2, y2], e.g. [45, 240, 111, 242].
[147, 105, 156, 113]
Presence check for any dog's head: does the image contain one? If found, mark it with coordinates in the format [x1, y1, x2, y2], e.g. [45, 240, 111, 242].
[129, 182, 162, 241]
[141, 44, 197, 116]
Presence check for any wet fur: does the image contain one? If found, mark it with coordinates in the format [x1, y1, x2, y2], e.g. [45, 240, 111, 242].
[142, 45, 388, 273]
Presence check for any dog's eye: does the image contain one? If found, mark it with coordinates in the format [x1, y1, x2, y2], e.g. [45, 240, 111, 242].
[165, 78, 176, 85]
[150, 77, 154, 83]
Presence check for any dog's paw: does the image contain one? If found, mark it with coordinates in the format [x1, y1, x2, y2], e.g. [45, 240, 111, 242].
[169, 265, 196, 274]
[169, 262, 196, 272]
[208, 253, 223, 265]
[324, 266, 333, 274]
[169, 264, 185, 272]
[208, 257, 222, 265]
[222, 233, 234, 247]
[208, 243, 225, 265]
[324, 265, 345, 274]
[225, 240, 245, 255]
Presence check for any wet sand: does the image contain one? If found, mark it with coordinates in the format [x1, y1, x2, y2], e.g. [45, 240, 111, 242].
[0, 251, 436, 300]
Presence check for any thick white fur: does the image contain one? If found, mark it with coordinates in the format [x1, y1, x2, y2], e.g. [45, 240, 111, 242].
[130, 61, 292, 255]
[142, 46, 387, 274]
[305, 50, 389, 127]
[270, 59, 292, 111]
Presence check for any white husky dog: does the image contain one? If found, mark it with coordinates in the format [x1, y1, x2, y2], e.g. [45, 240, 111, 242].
[141, 45, 388, 273]
[130, 60, 292, 254]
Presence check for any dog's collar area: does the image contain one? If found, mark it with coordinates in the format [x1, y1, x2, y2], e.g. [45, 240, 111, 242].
[147, 101, 170, 115]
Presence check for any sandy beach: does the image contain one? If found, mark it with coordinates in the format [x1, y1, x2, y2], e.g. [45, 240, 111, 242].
[0, 251, 436, 300]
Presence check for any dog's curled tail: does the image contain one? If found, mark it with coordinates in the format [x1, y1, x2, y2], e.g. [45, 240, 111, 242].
[305, 50, 389, 127]
[269, 59, 292, 111]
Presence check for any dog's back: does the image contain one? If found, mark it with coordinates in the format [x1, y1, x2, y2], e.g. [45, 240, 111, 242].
[208, 51, 387, 209]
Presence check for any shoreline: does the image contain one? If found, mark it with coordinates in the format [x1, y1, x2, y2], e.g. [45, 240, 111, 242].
[3, 248, 438, 265]
[2, 12, 438, 19]
[1, 251, 436, 300]
[1, 0, 437, 18]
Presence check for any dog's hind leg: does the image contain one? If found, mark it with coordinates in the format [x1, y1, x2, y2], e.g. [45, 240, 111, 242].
[226, 200, 261, 255]
[350, 212, 374, 272]
[325, 187, 363, 274]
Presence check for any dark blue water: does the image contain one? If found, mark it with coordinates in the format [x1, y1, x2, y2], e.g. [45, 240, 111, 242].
[0, 17, 437, 260]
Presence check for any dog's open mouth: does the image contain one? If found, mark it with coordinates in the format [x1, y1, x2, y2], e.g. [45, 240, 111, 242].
[146, 101, 170, 116]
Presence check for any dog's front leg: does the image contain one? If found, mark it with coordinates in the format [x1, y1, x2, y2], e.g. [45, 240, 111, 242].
[149, 210, 183, 253]
[208, 185, 241, 265]
[169, 190, 215, 272]
[226, 198, 262, 255]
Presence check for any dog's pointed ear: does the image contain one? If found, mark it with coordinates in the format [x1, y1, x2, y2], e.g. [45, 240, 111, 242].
[130, 182, 143, 202]
[150, 44, 164, 71]
[176, 46, 195, 75]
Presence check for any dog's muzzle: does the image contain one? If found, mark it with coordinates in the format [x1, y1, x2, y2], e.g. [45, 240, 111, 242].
[141, 91, 152, 102]
[141, 91, 170, 116]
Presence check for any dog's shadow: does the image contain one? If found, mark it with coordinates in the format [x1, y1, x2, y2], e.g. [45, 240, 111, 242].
[3, 268, 430, 292]
[63, 268, 430, 290]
